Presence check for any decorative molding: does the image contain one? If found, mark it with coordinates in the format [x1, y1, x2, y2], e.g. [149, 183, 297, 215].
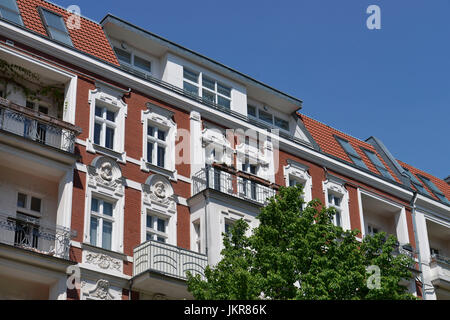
[85, 252, 122, 272]
[142, 102, 175, 127]
[142, 174, 177, 213]
[87, 279, 114, 300]
[87, 156, 125, 196]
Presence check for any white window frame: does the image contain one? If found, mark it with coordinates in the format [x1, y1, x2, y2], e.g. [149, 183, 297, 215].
[113, 45, 153, 76]
[84, 157, 125, 253]
[89, 196, 115, 250]
[247, 102, 290, 132]
[145, 211, 169, 243]
[323, 177, 350, 231]
[141, 103, 177, 179]
[87, 83, 127, 163]
[283, 160, 313, 207]
[93, 102, 117, 150]
[15, 190, 44, 218]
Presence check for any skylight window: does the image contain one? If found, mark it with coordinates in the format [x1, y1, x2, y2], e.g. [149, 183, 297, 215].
[335, 136, 367, 169]
[402, 168, 429, 196]
[0, 0, 23, 25]
[418, 175, 450, 205]
[363, 149, 394, 180]
[40, 8, 73, 46]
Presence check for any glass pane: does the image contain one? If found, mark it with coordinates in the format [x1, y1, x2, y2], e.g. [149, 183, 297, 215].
[103, 202, 113, 216]
[114, 47, 131, 64]
[105, 126, 114, 149]
[156, 237, 166, 243]
[259, 110, 273, 124]
[91, 198, 99, 212]
[275, 117, 289, 131]
[183, 68, 199, 83]
[146, 233, 153, 241]
[26, 101, 35, 109]
[217, 96, 230, 109]
[17, 193, 26, 208]
[42, 10, 66, 31]
[183, 81, 199, 96]
[202, 89, 216, 103]
[335, 211, 341, 227]
[157, 145, 165, 168]
[0, 8, 22, 25]
[0, 0, 20, 11]
[147, 142, 154, 163]
[134, 55, 151, 72]
[157, 129, 166, 141]
[30, 197, 41, 212]
[147, 126, 154, 137]
[146, 215, 153, 229]
[217, 83, 231, 97]
[250, 165, 257, 175]
[102, 221, 112, 251]
[38, 106, 48, 114]
[379, 167, 394, 180]
[247, 105, 257, 117]
[351, 155, 368, 169]
[106, 110, 115, 122]
[94, 122, 101, 145]
[95, 106, 103, 117]
[157, 218, 165, 233]
[202, 76, 215, 90]
[90, 217, 98, 247]
[48, 28, 72, 46]
[337, 138, 360, 158]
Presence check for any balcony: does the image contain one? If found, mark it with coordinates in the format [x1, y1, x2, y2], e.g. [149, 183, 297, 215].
[132, 240, 207, 299]
[192, 165, 277, 206]
[430, 254, 450, 291]
[0, 97, 81, 154]
[0, 211, 74, 260]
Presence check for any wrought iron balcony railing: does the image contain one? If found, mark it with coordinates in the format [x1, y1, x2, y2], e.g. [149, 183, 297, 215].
[0, 211, 74, 260]
[192, 166, 277, 205]
[133, 240, 207, 280]
[431, 253, 450, 266]
[0, 98, 82, 153]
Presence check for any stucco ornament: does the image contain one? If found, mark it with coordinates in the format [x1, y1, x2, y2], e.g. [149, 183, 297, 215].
[142, 174, 176, 212]
[154, 181, 166, 199]
[89, 279, 114, 300]
[87, 156, 124, 195]
[85, 252, 121, 272]
[100, 162, 113, 181]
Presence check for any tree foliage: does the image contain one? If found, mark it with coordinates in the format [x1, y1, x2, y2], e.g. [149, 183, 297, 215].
[187, 185, 417, 300]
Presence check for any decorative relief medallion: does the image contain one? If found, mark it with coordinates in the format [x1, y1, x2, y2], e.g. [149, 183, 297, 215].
[142, 174, 176, 212]
[87, 156, 124, 195]
[88, 279, 114, 300]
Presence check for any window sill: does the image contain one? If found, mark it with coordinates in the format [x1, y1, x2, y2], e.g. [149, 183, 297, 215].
[140, 158, 177, 181]
[86, 140, 126, 164]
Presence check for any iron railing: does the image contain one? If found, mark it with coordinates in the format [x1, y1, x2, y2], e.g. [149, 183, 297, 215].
[0, 98, 81, 153]
[431, 253, 450, 266]
[192, 166, 276, 205]
[0, 211, 73, 260]
[133, 240, 208, 280]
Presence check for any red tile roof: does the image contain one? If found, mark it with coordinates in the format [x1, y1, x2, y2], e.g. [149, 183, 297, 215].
[16, 0, 119, 66]
[299, 113, 401, 184]
[398, 160, 450, 202]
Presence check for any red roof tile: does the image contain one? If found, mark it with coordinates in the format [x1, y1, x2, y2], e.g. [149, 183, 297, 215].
[16, 0, 119, 66]
[299, 113, 401, 184]
[397, 160, 450, 202]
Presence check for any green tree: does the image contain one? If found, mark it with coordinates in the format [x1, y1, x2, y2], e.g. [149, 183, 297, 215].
[187, 185, 417, 300]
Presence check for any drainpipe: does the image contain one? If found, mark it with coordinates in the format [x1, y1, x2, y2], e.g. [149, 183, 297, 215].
[410, 191, 425, 299]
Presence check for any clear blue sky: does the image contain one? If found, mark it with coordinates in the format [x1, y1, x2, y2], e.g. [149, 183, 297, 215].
[56, 0, 449, 179]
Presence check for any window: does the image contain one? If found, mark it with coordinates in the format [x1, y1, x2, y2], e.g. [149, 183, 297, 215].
[183, 68, 199, 96]
[224, 219, 234, 238]
[183, 67, 232, 109]
[363, 149, 394, 180]
[418, 175, 450, 205]
[193, 220, 201, 253]
[289, 177, 306, 210]
[202, 76, 231, 109]
[14, 213, 39, 249]
[241, 158, 258, 200]
[89, 197, 114, 250]
[402, 168, 429, 196]
[367, 225, 380, 236]
[146, 124, 167, 168]
[335, 136, 368, 169]
[25, 101, 49, 144]
[40, 8, 73, 46]
[17, 192, 42, 215]
[0, 0, 23, 25]
[247, 104, 290, 131]
[113, 47, 152, 74]
[94, 103, 116, 150]
[430, 247, 440, 256]
[328, 193, 342, 227]
[146, 213, 168, 243]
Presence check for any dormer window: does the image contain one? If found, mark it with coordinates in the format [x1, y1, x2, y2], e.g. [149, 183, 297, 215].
[402, 168, 429, 196]
[335, 136, 367, 170]
[418, 175, 450, 205]
[40, 8, 73, 46]
[0, 0, 23, 26]
[247, 104, 290, 131]
[113, 47, 152, 74]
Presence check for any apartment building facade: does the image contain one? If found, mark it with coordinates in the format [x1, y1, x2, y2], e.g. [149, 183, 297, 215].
[0, 0, 448, 300]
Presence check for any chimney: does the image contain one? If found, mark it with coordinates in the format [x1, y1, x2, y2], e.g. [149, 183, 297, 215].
[445, 176, 450, 185]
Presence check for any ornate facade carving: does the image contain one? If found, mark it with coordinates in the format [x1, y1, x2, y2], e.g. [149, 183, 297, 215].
[85, 252, 122, 272]
[142, 175, 176, 212]
[87, 156, 125, 196]
[87, 279, 114, 300]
